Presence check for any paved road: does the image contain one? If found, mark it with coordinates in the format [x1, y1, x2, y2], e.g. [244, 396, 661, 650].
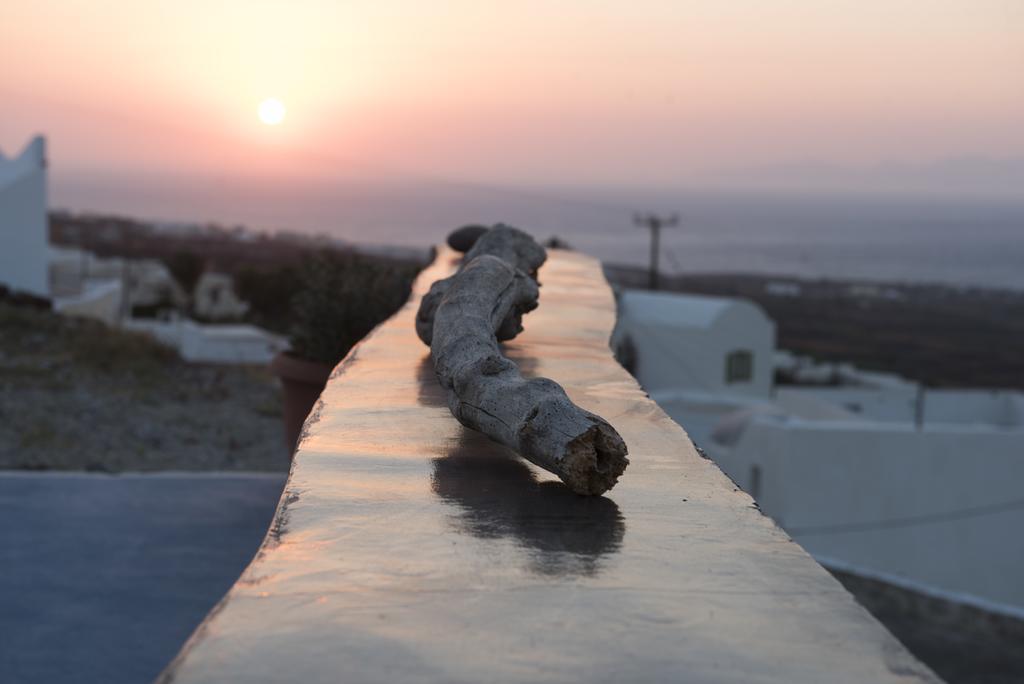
[0, 472, 285, 684]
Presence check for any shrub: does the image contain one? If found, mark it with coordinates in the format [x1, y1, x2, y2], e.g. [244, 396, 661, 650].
[288, 252, 419, 365]
[234, 265, 302, 333]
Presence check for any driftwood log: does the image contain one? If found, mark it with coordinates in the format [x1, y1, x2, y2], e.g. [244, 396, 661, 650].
[416, 225, 547, 346]
[417, 225, 629, 496]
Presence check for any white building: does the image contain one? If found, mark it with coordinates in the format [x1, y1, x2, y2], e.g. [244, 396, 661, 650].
[612, 290, 775, 398]
[1, 135, 280, 364]
[618, 286, 1024, 616]
[0, 136, 48, 297]
[611, 290, 776, 445]
[193, 271, 249, 320]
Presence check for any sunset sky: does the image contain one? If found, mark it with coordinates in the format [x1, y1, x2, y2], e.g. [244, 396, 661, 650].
[2, 0, 1022, 189]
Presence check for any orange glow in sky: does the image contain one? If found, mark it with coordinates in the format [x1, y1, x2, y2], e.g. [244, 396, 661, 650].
[1, 1, 1022, 187]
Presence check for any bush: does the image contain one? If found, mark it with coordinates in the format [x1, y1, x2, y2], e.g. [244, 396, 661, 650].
[234, 265, 302, 333]
[288, 252, 419, 365]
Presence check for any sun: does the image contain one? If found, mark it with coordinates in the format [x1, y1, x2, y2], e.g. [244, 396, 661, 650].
[258, 98, 286, 126]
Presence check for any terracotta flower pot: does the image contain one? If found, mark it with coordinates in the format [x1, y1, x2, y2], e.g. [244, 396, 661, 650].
[270, 351, 332, 454]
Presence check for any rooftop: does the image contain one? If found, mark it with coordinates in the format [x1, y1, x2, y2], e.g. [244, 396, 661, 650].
[618, 288, 768, 330]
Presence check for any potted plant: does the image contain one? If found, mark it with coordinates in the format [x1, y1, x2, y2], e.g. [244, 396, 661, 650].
[269, 252, 418, 453]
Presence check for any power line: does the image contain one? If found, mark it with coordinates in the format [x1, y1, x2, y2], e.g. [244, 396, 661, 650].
[633, 212, 678, 290]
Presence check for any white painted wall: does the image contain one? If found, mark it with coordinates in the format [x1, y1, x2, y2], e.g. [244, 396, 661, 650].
[53, 279, 123, 325]
[0, 137, 48, 297]
[613, 290, 775, 398]
[777, 386, 1024, 428]
[712, 419, 1024, 612]
[124, 319, 286, 364]
[193, 272, 249, 320]
[178, 322, 284, 364]
[777, 387, 920, 422]
[926, 390, 1024, 428]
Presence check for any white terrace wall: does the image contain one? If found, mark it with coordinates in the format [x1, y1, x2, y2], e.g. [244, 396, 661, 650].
[776, 387, 920, 423]
[776, 387, 1024, 427]
[0, 137, 48, 298]
[715, 420, 1024, 613]
[926, 390, 1024, 428]
[123, 319, 285, 364]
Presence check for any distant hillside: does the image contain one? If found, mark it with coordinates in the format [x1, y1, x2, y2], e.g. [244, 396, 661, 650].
[604, 265, 1024, 390]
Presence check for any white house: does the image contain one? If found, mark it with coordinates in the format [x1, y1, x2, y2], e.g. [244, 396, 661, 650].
[0, 136, 48, 297]
[611, 290, 775, 399]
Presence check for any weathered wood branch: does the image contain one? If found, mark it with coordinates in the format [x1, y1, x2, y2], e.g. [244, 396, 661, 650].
[416, 225, 547, 345]
[419, 227, 629, 495]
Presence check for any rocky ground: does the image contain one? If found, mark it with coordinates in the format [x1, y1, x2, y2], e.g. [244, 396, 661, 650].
[0, 302, 289, 472]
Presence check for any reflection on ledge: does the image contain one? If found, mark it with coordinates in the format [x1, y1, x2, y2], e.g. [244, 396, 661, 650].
[431, 441, 626, 577]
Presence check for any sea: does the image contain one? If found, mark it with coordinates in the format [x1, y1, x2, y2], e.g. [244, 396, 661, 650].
[53, 173, 1024, 291]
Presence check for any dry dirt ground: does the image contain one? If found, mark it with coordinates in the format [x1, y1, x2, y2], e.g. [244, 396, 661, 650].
[0, 303, 289, 472]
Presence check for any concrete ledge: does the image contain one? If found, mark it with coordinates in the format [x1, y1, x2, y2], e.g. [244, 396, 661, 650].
[160, 247, 938, 683]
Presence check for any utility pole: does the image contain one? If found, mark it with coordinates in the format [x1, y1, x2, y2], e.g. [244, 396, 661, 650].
[633, 212, 678, 290]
